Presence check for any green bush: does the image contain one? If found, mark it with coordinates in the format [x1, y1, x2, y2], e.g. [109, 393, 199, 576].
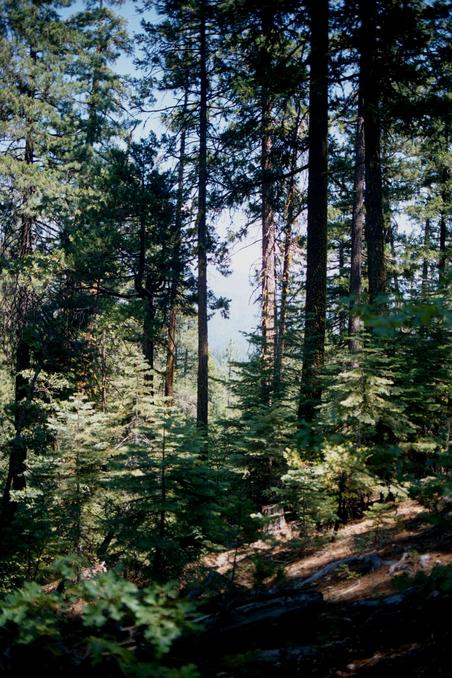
[0, 568, 199, 676]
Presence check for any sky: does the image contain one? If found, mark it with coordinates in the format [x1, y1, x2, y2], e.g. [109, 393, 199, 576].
[110, 1, 260, 357]
[62, 1, 419, 359]
[61, 0, 425, 360]
[59, 1, 259, 357]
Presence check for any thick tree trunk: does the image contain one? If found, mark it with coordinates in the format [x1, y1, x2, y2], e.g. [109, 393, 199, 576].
[349, 109, 365, 352]
[196, 2, 209, 429]
[360, 0, 386, 305]
[298, 0, 328, 423]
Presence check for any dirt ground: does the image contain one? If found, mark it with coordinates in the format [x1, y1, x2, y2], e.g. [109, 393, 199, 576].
[182, 500, 452, 676]
[202, 500, 452, 602]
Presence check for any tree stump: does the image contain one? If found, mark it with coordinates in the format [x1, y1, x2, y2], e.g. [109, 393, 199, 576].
[262, 504, 287, 534]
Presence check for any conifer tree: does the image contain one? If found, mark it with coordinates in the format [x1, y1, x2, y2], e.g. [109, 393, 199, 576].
[0, 0, 79, 519]
[298, 0, 329, 424]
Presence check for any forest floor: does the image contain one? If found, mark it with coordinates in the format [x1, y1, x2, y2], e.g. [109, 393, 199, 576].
[177, 500, 452, 676]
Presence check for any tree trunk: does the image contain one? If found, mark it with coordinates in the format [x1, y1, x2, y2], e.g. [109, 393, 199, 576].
[165, 88, 188, 403]
[274, 199, 292, 393]
[438, 124, 449, 284]
[338, 242, 347, 336]
[422, 218, 431, 295]
[275, 107, 301, 393]
[439, 213, 447, 282]
[143, 277, 155, 395]
[165, 305, 177, 401]
[359, 0, 386, 305]
[196, 1, 209, 430]
[261, 95, 276, 403]
[298, 0, 329, 423]
[135, 199, 155, 394]
[259, 6, 277, 405]
[1, 127, 34, 517]
[348, 108, 365, 352]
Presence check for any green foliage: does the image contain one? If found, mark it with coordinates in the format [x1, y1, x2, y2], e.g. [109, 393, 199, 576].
[0, 582, 60, 645]
[0, 569, 199, 675]
[0, 7, 450, 671]
[410, 471, 452, 527]
[278, 450, 337, 533]
[393, 564, 452, 595]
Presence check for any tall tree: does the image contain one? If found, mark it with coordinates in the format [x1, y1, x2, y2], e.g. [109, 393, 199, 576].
[348, 99, 365, 352]
[196, 0, 209, 429]
[259, 4, 277, 404]
[165, 88, 189, 403]
[359, 0, 386, 304]
[275, 103, 302, 391]
[298, 0, 329, 423]
[0, 0, 77, 517]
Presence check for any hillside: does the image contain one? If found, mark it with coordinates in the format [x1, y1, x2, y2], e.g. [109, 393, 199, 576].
[175, 500, 452, 676]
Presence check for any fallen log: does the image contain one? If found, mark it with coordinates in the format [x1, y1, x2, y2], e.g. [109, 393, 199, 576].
[274, 553, 384, 593]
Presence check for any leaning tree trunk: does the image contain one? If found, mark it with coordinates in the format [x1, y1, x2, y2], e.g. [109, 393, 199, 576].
[359, 0, 386, 306]
[298, 0, 329, 423]
[348, 103, 365, 353]
[196, 1, 209, 430]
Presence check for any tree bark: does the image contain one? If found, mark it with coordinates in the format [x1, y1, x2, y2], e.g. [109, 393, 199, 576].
[165, 305, 177, 401]
[438, 124, 449, 284]
[2, 133, 34, 516]
[143, 276, 155, 395]
[134, 200, 155, 394]
[261, 97, 276, 403]
[196, 1, 209, 429]
[338, 242, 347, 336]
[439, 213, 447, 282]
[359, 0, 386, 305]
[422, 217, 430, 295]
[298, 0, 329, 423]
[165, 89, 188, 403]
[260, 8, 276, 405]
[275, 107, 301, 393]
[348, 108, 365, 352]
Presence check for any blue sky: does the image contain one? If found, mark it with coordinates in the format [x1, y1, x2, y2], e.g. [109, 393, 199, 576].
[60, 1, 259, 356]
[98, 1, 259, 356]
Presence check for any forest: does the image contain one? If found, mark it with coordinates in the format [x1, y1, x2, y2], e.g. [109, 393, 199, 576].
[0, 0, 450, 675]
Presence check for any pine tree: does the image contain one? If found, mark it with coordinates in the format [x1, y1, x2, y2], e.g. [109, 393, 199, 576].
[0, 0, 80, 520]
[298, 0, 329, 424]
